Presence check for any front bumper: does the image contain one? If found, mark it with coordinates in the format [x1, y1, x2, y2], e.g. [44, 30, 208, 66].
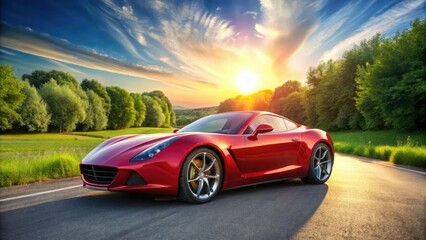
[80, 159, 180, 196]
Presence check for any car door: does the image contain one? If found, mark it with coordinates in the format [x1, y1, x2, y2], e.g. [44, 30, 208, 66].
[239, 115, 301, 176]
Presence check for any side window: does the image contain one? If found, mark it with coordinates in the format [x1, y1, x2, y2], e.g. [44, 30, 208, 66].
[243, 115, 287, 134]
[243, 116, 264, 134]
[284, 119, 298, 131]
[265, 116, 287, 132]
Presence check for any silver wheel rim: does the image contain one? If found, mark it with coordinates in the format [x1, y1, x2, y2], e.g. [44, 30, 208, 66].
[313, 146, 332, 181]
[187, 152, 220, 200]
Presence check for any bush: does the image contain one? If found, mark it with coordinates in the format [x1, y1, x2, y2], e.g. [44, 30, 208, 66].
[390, 147, 426, 168]
[334, 141, 426, 169]
[373, 146, 393, 160]
[0, 154, 80, 187]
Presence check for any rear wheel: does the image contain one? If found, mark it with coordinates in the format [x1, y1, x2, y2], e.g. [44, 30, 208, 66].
[178, 148, 223, 203]
[302, 143, 333, 184]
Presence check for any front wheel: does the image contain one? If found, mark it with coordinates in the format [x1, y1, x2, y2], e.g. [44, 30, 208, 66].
[302, 143, 333, 184]
[178, 148, 223, 203]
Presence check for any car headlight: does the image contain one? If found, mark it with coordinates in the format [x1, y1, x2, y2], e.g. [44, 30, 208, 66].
[130, 137, 179, 162]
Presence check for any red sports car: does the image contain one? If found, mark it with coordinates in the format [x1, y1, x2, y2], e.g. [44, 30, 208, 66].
[80, 111, 334, 203]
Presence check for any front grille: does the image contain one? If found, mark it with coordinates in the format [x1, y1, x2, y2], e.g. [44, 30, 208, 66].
[81, 164, 118, 185]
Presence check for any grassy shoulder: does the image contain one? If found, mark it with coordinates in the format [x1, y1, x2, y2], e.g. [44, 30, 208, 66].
[0, 127, 172, 187]
[330, 130, 426, 168]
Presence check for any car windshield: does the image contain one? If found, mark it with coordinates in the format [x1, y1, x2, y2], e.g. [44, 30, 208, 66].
[178, 112, 254, 134]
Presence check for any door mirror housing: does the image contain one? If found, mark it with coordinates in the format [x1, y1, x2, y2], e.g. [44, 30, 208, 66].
[252, 124, 273, 137]
[173, 128, 180, 133]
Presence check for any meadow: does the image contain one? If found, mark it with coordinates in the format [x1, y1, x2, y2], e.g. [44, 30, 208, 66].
[1, 128, 424, 187]
[330, 130, 426, 168]
[0, 128, 172, 187]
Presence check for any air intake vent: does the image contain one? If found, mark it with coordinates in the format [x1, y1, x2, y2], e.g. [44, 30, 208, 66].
[81, 165, 118, 185]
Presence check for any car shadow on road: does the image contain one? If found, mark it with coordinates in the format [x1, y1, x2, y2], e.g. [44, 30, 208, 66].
[1, 179, 328, 240]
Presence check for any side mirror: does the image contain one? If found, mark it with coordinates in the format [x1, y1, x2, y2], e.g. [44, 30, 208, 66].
[252, 124, 273, 137]
[173, 129, 180, 133]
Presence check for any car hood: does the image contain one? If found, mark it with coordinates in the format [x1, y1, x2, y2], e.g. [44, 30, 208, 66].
[81, 133, 179, 165]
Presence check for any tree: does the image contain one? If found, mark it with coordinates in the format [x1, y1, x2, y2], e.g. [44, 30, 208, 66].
[269, 81, 306, 116]
[141, 95, 165, 127]
[82, 90, 108, 131]
[269, 80, 302, 114]
[304, 34, 382, 130]
[106, 86, 136, 129]
[23, 70, 87, 123]
[22, 70, 49, 89]
[81, 79, 111, 115]
[18, 81, 50, 132]
[356, 19, 426, 129]
[217, 90, 273, 113]
[217, 98, 239, 113]
[144, 90, 175, 127]
[130, 93, 146, 127]
[39, 79, 85, 132]
[281, 91, 306, 123]
[0, 65, 24, 131]
[24, 70, 79, 89]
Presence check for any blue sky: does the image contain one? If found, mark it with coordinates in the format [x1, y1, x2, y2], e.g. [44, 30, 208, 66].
[1, 0, 425, 107]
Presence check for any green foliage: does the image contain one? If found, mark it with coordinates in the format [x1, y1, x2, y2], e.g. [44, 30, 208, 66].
[23, 70, 79, 89]
[39, 79, 85, 132]
[330, 129, 426, 146]
[106, 86, 136, 129]
[82, 90, 108, 131]
[0, 154, 81, 187]
[218, 90, 273, 113]
[356, 19, 426, 130]
[175, 106, 218, 127]
[0, 65, 25, 130]
[269, 80, 303, 114]
[143, 90, 175, 127]
[130, 93, 146, 127]
[390, 147, 426, 168]
[281, 91, 306, 123]
[331, 130, 426, 168]
[305, 35, 382, 130]
[81, 79, 111, 115]
[18, 81, 50, 132]
[141, 95, 165, 127]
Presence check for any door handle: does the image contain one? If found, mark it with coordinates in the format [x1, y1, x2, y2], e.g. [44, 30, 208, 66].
[292, 138, 300, 142]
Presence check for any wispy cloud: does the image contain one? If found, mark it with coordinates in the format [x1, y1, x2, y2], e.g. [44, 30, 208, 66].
[322, 0, 426, 60]
[46, 59, 87, 77]
[0, 48, 16, 56]
[0, 23, 215, 90]
[257, 0, 318, 73]
[1, 0, 423, 104]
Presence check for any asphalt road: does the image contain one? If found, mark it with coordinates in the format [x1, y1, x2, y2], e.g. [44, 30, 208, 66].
[1, 153, 425, 240]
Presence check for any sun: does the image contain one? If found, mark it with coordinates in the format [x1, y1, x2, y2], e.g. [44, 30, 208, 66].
[235, 69, 260, 95]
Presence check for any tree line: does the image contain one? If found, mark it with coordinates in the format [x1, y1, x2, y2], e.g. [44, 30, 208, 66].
[0, 66, 175, 132]
[218, 18, 425, 130]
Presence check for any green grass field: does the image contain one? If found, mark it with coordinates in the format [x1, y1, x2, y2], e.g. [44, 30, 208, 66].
[0, 127, 172, 187]
[330, 130, 426, 168]
[1, 128, 424, 187]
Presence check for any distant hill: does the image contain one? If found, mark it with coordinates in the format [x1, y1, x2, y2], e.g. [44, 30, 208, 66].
[175, 106, 218, 127]
[172, 105, 189, 110]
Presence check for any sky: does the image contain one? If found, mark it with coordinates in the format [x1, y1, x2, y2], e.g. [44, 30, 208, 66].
[1, 0, 425, 107]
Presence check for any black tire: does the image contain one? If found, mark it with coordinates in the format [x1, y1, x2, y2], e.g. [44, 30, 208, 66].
[302, 143, 333, 184]
[178, 148, 223, 204]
